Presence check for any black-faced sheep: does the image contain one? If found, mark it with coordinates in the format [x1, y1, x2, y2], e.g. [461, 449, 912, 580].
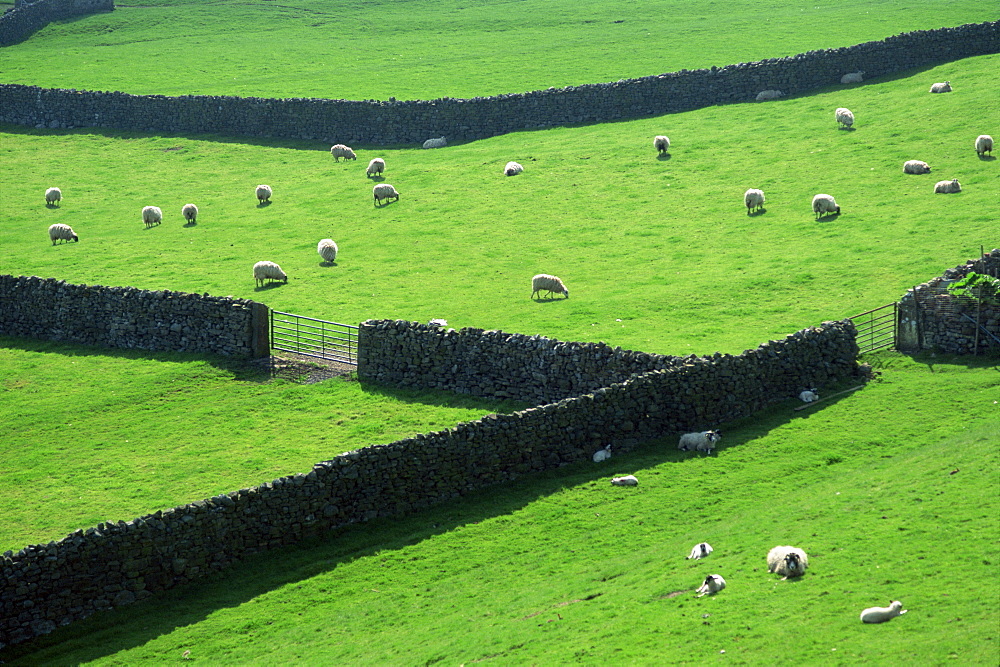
[696, 574, 726, 597]
[812, 193, 841, 219]
[654, 135, 670, 154]
[373, 183, 400, 206]
[835, 108, 854, 128]
[181, 203, 198, 224]
[142, 205, 162, 228]
[253, 260, 287, 287]
[687, 542, 714, 560]
[255, 184, 272, 203]
[860, 601, 908, 623]
[48, 223, 78, 245]
[975, 135, 993, 157]
[767, 545, 809, 579]
[504, 161, 523, 176]
[678, 430, 721, 455]
[45, 187, 62, 206]
[317, 239, 338, 263]
[531, 274, 569, 299]
[934, 179, 961, 194]
[744, 188, 765, 214]
[367, 158, 385, 177]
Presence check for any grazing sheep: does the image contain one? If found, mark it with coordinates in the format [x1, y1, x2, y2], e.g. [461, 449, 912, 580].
[767, 546, 809, 579]
[799, 388, 819, 403]
[373, 183, 400, 206]
[835, 107, 855, 128]
[812, 193, 841, 219]
[592, 445, 612, 463]
[253, 260, 287, 287]
[141, 205, 162, 228]
[45, 187, 62, 206]
[840, 71, 864, 84]
[975, 134, 993, 157]
[48, 223, 78, 245]
[181, 203, 198, 224]
[687, 542, 714, 560]
[317, 238, 338, 263]
[654, 135, 670, 154]
[934, 179, 961, 194]
[696, 574, 726, 598]
[755, 90, 784, 101]
[903, 160, 932, 174]
[860, 601, 908, 624]
[504, 161, 523, 176]
[255, 184, 272, 203]
[929, 81, 952, 93]
[422, 136, 447, 149]
[366, 158, 385, 177]
[744, 188, 765, 214]
[531, 274, 569, 299]
[611, 475, 638, 486]
[678, 430, 721, 455]
[330, 144, 357, 161]
[428, 318, 448, 327]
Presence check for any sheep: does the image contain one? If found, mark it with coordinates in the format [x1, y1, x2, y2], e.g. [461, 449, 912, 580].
[330, 144, 357, 161]
[767, 545, 809, 579]
[687, 542, 714, 560]
[860, 600, 908, 624]
[903, 160, 932, 174]
[428, 318, 448, 327]
[45, 187, 62, 206]
[678, 430, 721, 455]
[653, 135, 670, 154]
[812, 193, 841, 219]
[835, 107, 854, 129]
[422, 136, 447, 149]
[253, 260, 287, 287]
[755, 90, 784, 101]
[141, 205, 162, 228]
[934, 179, 961, 194]
[592, 445, 612, 463]
[840, 71, 864, 84]
[48, 223, 78, 245]
[504, 161, 523, 176]
[373, 183, 400, 206]
[317, 238, 338, 263]
[744, 188, 765, 214]
[611, 475, 638, 486]
[181, 203, 198, 224]
[256, 184, 272, 203]
[366, 158, 385, 177]
[799, 388, 819, 403]
[929, 81, 951, 93]
[975, 134, 993, 157]
[531, 274, 569, 299]
[696, 574, 726, 598]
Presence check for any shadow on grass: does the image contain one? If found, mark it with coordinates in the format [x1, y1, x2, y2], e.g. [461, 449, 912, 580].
[656, 152, 672, 161]
[747, 207, 766, 217]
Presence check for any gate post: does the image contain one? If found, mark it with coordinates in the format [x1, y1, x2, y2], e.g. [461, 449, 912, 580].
[896, 289, 920, 352]
[249, 302, 270, 358]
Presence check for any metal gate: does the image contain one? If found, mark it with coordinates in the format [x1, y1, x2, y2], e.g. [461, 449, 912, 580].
[849, 303, 896, 353]
[270, 310, 358, 364]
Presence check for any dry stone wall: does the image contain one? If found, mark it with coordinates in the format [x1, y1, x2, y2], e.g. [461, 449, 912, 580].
[0, 0, 113, 47]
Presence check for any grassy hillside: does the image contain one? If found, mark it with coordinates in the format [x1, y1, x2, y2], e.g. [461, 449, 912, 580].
[0, 0, 995, 99]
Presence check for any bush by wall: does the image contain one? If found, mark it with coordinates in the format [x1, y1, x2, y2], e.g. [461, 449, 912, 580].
[0, 0, 113, 47]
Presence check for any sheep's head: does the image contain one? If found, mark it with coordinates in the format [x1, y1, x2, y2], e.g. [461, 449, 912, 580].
[706, 430, 722, 443]
[785, 552, 802, 571]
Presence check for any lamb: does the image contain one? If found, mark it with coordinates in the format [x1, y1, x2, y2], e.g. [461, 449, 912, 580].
[317, 238, 339, 263]
[835, 107, 854, 129]
[253, 260, 287, 287]
[256, 184, 272, 203]
[45, 187, 62, 206]
[744, 188, 765, 214]
[687, 542, 714, 560]
[934, 179, 961, 194]
[373, 183, 400, 206]
[142, 205, 162, 228]
[767, 545, 809, 579]
[504, 161, 523, 176]
[592, 445, 612, 463]
[799, 388, 819, 403]
[975, 134, 993, 157]
[755, 90, 784, 101]
[929, 81, 951, 93]
[330, 144, 357, 161]
[531, 274, 569, 299]
[678, 430, 721, 455]
[860, 600, 908, 624]
[840, 71, 864, 84]
[366, 158, 385, 177]
[695, 574, 726, 598]
[903, 160, 932, 174]
[48, 223, 78, 245]
[422, 137, 447, 149]
[611, 475, 638, 486]
[181, 203, 198, 224]
[653, 135, 670, 154]
[812, 193, 841, 219]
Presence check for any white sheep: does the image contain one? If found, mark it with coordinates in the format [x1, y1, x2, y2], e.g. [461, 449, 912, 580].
[317, 238, 338, 263]
[929, 81, 952, 93]
[611, 475, 638, 486]
[687, 542, 714, 560]
[531, 274, 569, 299]
[255, 184, 272, 203]
[253, 260, 287, 287]
[840, 71, 864, 84]
[696, 574, 726, 597]
[48, 223, 78, 245]
[592, 445, 612, 463]
[366, 158, 385, 177]
[504, 161, 523, 176]
[799, 388, 819, 403]
[835, 107, 854, 129]
[422, 137, 447, 149]
[934, 179, 961, 194]
[744, 188, 765, 214]
[141, 205, 162, 228]
[755, 90, 784, 101]
[373, 183, 400, 206]
[975, 134, 993, 157]
[903, 160, 932, 174]
[45, 187, 62, 206]
[812, 193, 841, 219]
[860, 600, 908, 624]
[181, 203, 198, 224]
[767, 545, 809, 579]
[654, 135, 670, 154]
[330, 144, 357, 161]
[678, 430, 721, 455]
[428, 318, 448, 327]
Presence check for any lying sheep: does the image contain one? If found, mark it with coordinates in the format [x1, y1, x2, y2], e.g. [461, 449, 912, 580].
[428, 318, 448, 327]
[975, 134, 993, 157]
[373, 183, 400, 206]
[366, 158, 385, 177]
[755, 90, 784, 101]
[934, 179, 961, 194]
[860, 600, 908, 624]
[253, 260, 287, 287]
[592, 445, 612, 463]
[687, 542, 714, 560]
[799, 388, 819, 403]
[256, 184, 272, 203]
[531, 274, 569, 299]
[142, 205, 162, 228]
[504, 161, 523, 176]
[48, 223, 78, 245]
[812, 193, 841, 219]
[181, 203, 198, 224]
[767, 545, 809, 579]
[422, 137, 447, 149]
[611, 475, 638, 486]
[696, 574, 726, 598]
[840, 71, 864, 84]
[744, 188, 765, 214]
[330, 144, 357, 161]
[929, 81, 952, 93]
[317, 238, 338, 263]
[903, 160, 932, 174]
[835, 107, 854, 129]
[45, 187, 62, 206]
[678, 430, 721, 455]
[654, 135, 670, 154]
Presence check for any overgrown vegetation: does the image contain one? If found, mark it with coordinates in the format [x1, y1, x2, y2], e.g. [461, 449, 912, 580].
[948, 272, 1000, 305]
